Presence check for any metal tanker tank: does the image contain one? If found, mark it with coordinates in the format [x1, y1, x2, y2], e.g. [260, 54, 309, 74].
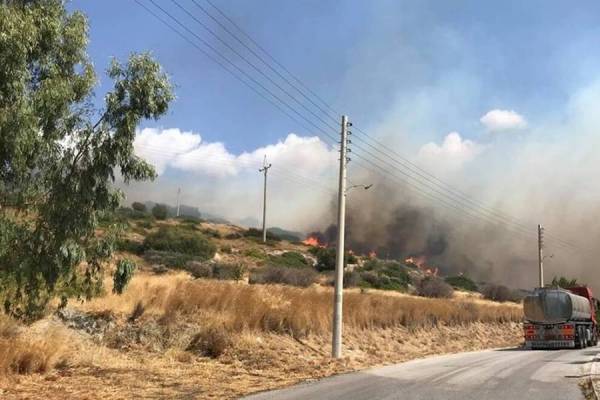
[523, 288, 592, 323]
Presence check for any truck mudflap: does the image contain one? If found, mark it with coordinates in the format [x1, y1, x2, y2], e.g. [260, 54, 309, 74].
[525, 340, 575, 349]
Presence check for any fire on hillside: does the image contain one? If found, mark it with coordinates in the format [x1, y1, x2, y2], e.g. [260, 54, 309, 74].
[302, 235, 326, 247]
[405, 255, 439, 276]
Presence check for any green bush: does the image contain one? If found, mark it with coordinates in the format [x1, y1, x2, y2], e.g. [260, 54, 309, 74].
[151, 204, 168, 220]
[268, 251, 309, 269]
[244, 228, 280, 241]
[137, 220, 154, 230]
[185, 261, 213, 278]
[143, 226, 216, 260]
[131, 202, 147, 212]
[249, 267, 317, 287]
[113, 259, 136, 294]
[115, 239, 144, 255]
[244, 247, 267, 260]
[178, 216, 203, 224]
[445, 275, 478, 292]
[144, 250, 195, 269]
[310, 247, 356, 271]
[311, 247, 336, 271]
[213, 263, 246, 281]
[202, 228, 222, 238]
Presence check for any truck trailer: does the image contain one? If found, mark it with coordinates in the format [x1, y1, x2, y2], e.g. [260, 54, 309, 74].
[523, 286, 598, 349]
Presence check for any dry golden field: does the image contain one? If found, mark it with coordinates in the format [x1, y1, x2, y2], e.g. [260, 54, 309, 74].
[0, 270, 523, 399]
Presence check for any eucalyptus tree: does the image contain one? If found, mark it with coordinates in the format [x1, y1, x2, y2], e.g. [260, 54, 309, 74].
[0, 0, 174, 319]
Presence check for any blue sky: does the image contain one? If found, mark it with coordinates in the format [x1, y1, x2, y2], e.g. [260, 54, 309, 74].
[67, 1, 600, 286]
[70, 0, 600, 152]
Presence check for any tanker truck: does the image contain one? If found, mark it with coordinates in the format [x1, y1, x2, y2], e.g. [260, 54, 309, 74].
[523, 286, 599, 349]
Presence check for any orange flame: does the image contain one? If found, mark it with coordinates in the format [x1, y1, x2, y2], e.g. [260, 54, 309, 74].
[405, 256, 438, 276]
[303, 236, 324, 247]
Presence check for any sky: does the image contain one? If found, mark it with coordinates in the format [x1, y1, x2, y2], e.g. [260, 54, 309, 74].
[68, 1, 600, 287]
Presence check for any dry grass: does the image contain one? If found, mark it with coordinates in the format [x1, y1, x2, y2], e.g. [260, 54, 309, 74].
[0, 315, 69, 376]
[78, 273, 522, 339]
[0, 272, 523, 399]
[96, 274, 520, 337]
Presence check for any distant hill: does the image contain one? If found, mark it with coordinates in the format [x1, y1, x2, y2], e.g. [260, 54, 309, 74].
[268, 227, 303, 242]
[141, 201, 230, 223]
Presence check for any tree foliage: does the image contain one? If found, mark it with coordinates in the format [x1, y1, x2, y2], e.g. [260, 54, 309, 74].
[445, 275, 478, 292]
[113, 259, 136, 295]
[131, 202, 147, 213]
[151, 203, 168, 220]
[0, 1, 173, 319]
[550, 276, 578, 288]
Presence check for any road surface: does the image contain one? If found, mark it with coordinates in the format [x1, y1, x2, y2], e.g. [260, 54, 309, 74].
[244, 348, 598, 400]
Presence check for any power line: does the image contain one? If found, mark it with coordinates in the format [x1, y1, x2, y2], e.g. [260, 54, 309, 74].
[138, 0, 338, 144]
[136, 1, 584, 254]
[170, 0, 340, 133]
[203, 0, 338, 116]
[350, 153, 579, 254]
[349, 141, 577, 251]
[190, 0, 339, 125]
[191, 1, 582, 252]
[350, 129, 580, 250]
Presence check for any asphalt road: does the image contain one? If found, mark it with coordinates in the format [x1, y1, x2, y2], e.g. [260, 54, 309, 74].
[244, 348, 598, 400]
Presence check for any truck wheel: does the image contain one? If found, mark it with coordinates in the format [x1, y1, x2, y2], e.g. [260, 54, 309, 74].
[576, 327, 584, 349]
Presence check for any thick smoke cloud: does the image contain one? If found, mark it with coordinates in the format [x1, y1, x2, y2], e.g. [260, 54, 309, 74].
[304, 82, 600, 292]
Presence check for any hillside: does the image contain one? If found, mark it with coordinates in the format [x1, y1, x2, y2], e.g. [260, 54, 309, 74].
[0, 211, 524, 399]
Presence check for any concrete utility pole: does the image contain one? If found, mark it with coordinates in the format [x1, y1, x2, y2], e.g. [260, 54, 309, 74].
[259, 156, 272, 243]
[538, 224, 544, 288]
[176, 188, 181, 218]
[332, 115, 350, 358]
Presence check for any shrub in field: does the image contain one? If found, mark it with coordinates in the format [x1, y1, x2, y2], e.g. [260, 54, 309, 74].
[131, 202, 147, 213]
[220, 245, 232, 254]
[0, 315, 68, 375]
[445, 275, 478, 292]
[417, 276, 454, 298]
[116, 239, 144, 254]
[213, 263, 246, 281]
[113, 259, 136, 294]
[354, 260, 411, 291]
[312, 247, 336, 271]
[185, 261, 214, 279]
[311, 247, 356, 271]
[482, 284, 520, 302]
[143, 226, 216, 260]
[202, 228, 222, 238]
[186, 325, 232, 358]
[144, 250, 195, 269]
[344, 270, 363, 288]
[184, 261, 245, 281]
[244, 228, 281, 241]
[178, 216, 203, 224]
[244, 247, 267, 260]
[151, 204, 168, 220]
[137, 219, 154, 229]
[268, 251, 309, 269]
[249, 266, 317, 287]
[224, 232, 243, 240]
